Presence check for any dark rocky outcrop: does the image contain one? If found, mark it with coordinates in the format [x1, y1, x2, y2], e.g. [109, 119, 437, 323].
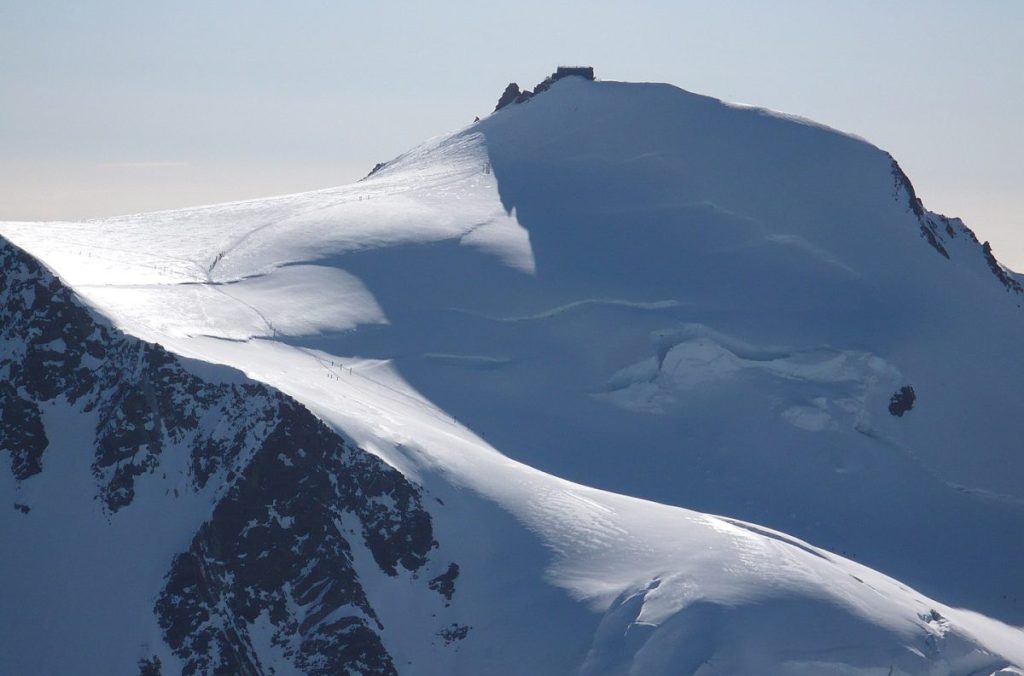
[429, 562, 460, 604]
[888, 385, 916, 417]
[918, 219, 951, 259]
[364, 161, 388, 180]
[495, 66, 596, 112]
[495, 83, 524, 111]
[156, 400, 435, 675]
[0, 380, 48, 480]
[982, 241, 1024, 294]
[889, 156, 1024, 294]
[889, 156, 951, 259]
[0, 236, 286, 511]
[890, 157, 925, 219]
[137, 656, 162, 676]
[438, 623, 470, 646]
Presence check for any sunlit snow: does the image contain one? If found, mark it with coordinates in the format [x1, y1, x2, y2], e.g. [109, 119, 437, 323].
[3, 76, 1023, 674]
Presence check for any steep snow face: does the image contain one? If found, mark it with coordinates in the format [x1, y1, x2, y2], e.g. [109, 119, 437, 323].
[3, 76, 1024, 673]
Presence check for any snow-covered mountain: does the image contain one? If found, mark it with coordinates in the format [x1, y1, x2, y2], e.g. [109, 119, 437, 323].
[3, 71, 1024, 674]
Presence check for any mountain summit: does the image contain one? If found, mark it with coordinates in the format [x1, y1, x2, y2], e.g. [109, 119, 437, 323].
[2, 73, 1023, 674]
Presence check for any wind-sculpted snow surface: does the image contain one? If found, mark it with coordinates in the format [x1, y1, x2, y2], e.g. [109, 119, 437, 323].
[4, 75, 1024, 674]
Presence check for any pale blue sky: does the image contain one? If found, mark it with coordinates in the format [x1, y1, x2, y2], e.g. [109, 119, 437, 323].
[2, 1, 1021, 266]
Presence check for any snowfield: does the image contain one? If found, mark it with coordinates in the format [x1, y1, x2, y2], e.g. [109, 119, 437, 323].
[3, 75, 1024, 674]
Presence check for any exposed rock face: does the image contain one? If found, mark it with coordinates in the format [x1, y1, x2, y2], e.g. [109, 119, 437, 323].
[429, 562, 460, 605]
[137, 656, 162, 676]
[889, 156, 1023, 294]
[1, 241, 100, 480]
[889, 156, 951, 259]
[156, 400, 435, 675]
[890, 157, 926, 220]
[0, 236, 447, 673]
[982, 241, 1024, 293]
[438, 623, 470, 646]
[0, 380, 47, 480]
[888, 385, 916, 417]
[0, 236, 283, 510]
[364, 161, 387, 180]
[495, 83, 524, 111]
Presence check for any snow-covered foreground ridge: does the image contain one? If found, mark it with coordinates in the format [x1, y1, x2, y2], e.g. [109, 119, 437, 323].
[3, 74, 1024, 674]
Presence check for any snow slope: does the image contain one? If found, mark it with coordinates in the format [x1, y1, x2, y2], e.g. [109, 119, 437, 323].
[3, 74, 1024, 674]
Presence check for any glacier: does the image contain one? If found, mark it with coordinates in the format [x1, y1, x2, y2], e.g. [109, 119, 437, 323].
[2, 73, 1024, 674]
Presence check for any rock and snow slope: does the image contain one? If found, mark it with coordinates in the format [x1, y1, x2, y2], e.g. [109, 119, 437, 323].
[3, 74, 1024, 673]
[0, 237, 450, 674]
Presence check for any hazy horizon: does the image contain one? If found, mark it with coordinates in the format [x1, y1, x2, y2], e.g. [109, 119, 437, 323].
[2, 1, 1021, 267]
